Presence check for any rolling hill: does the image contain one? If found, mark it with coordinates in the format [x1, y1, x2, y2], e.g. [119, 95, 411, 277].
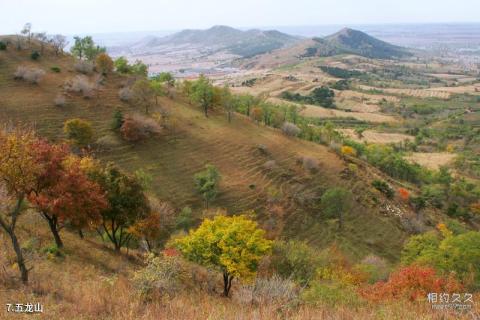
[0, 38, 415, 261]
[117, 25, 301, 58]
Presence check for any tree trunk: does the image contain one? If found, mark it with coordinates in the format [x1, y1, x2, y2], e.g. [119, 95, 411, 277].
[10, 231, 28, 284]
[204, 105, 208, 117]
[45, 214, 63, 248]
[223, 272, 234, 297]
[227, 111, 232, 123]
[78, 229, 84, 239]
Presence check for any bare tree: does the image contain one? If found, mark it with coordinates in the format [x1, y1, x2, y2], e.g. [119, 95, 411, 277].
[33, 32, 48, 55]
[49, 34, 68, 56]
[21, 23, 32, 48]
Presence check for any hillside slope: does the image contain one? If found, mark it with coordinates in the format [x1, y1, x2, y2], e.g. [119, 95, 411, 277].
[0, 43, 415, 261]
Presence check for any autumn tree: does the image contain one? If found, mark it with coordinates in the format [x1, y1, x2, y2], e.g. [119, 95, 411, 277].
[28, 141, 108, 248]
[175, 213, 272, 297]
[321, 187, 353, 230]
[132, 79, 155, 114]
[95, 53, 114, 75]
[190, 75, 214, 117]
[0, 128, 40, 284]
[63, 118, 94, 148]
[194, 164, 220, 209]
[92, 164, 150, 252]
[129, 200, 175, 252]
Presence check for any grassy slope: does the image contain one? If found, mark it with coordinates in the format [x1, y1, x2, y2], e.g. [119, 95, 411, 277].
[0, 46, 409, 261]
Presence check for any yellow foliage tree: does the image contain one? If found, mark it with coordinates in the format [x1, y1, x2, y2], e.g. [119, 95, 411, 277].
[341, 145, 357, 157]
[175, 213, 272, 296]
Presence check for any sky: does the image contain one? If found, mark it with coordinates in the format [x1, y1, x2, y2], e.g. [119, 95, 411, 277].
[2, 0, 480, 35]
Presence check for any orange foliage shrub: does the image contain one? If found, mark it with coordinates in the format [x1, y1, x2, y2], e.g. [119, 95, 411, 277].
[250, 107, 263, 122]
[398, 188, 410, 201]
[359, 265, 462, 302]
[341, 145, 357, 157]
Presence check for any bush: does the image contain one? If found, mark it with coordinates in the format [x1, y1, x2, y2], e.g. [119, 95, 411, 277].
[68, 75, 96, 98]
[118, 87, 132, 101]
[54, 94, 66, 107]
[13, 66, 45, 84]
[372, 180, 394, 199]
[50, 66, 61, 73]
[281, 122, 300, 137]
[0, 41, 6, 50]
[270, 240, 323, 286]
[120, 114, 162, 142]
[359, 265, 462, 302]
[111, 110, 124, 130]
[356, 255, 390, 284]
[95, 53, 114, 75]
[132, 254, 187, 299]
[235, 275, 299, 305]
[63, 118, 94, 147]
[74, 60, 94, 74]
[302, 156, 319, 173]
[30, 50, 40, 60]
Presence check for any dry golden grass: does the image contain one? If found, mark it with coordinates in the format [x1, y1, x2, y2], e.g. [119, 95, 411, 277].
[1, 217, 477, 320]
[340, 129, 414, 144]
[405, 153, 457, 170]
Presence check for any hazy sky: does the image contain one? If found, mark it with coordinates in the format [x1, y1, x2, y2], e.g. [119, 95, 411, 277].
[2, 0, 479, 35]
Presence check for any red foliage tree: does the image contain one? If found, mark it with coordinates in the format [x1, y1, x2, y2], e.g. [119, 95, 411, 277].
[359, 265, 462, 302]
[28, 140, 108, 248]
[398, 188, 410, 202]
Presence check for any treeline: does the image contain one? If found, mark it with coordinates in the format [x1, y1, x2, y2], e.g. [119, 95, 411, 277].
[280, 86, 335, 108]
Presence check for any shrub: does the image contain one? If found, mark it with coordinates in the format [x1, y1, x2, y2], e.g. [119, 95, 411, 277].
[118, 87, 132, 101]
[398, 188, 410, 201]
[302, 282, 364, 307]
[74, 60, 94, 74]
[120, 114, 162, 142]
[68, 75, 95, 98]
[63, 118, 94, 147]
[281, 122, 301, 137]
[30, 50, 40, 60]
[111, 110, 124, 130]
[372, 180, 394, 198]
[132, 254, 187, 299]
[54, 94, 66, 107]
[95, 53, 114, 75]
[0, 41, 6, 50]
[13, 66, 45, 84]
[359, 265, 462, 302]
[302, 156, 319, 173]
[356, 255, 390, 283]
[341, 145, 357, 157]
[270, 240, 323, 286]
[50, 66, 61, 73]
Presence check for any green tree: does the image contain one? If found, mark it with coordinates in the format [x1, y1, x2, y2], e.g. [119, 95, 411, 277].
[220, 84, 234, 123]
[321, 187, 353, 230]
[175, 213, 272, 297]
[149, 79, 165, 105]
[191, 75, 214, 117]
[70, 36, 105, 61]
[63, 118, 94, 148]
[175, 206, 194, 231]
[92, 164, 150, 252]
[194, 164, 220, 208]
[114, 57, 130, 73]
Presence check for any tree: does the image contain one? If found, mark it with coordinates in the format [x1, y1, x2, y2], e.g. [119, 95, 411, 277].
[48, 34, 68, 56]
[132, 79, 155, 114]
[0, 127, 41, 284]
[194, 164, 220, 209]
[321, 187, 353, 230]
[95, 53, 114, 75]
[71, 36, 105, 61]
[33, 32, 48, 55]
[63, 118, 94, 148]
[149, 79, 165, 105]
[220, 84, 234, 123]
[114, 57, 130, 73]
[92, 164, 150, 252]
[129, 200, 175, 252]
[175, 214, 272, 297]
[191, 75, 214, 117]
[21, 23, 33, 48]
[28, 142, 108, 248]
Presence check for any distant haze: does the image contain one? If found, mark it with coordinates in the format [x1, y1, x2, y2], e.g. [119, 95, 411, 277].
[2, 0, 480, 35]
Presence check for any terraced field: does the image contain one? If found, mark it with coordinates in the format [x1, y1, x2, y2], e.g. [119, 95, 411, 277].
[0, 48, 410, 260]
